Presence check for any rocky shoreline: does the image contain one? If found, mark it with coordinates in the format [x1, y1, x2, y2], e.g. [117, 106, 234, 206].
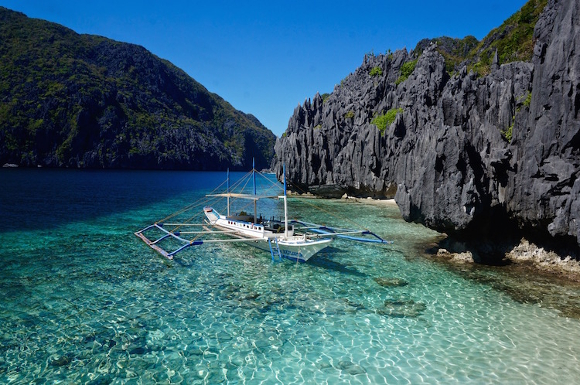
[436, 238, 580, 282]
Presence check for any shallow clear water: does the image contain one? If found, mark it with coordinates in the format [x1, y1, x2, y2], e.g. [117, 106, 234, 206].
[1, 169, 580, 384]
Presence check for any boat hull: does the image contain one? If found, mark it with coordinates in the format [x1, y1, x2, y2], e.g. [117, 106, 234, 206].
[248, 237, 332, 262]
[204, 207, 331, 261]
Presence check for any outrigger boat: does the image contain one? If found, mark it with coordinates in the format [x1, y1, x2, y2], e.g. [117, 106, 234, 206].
[135, 161, 392, 262]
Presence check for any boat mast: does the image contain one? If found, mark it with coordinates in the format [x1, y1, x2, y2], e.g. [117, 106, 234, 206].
[227, 168, 230, 216]
[283, 163, 288, 238]
[253, 158, 257, 224]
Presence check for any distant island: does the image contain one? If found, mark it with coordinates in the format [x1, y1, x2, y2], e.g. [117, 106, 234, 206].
[273, 0, 580, 262]
[0, 7, 276, 170]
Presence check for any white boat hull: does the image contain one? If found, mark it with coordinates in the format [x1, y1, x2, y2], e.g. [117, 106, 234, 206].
[204, 207, 331, 262]
[248, 237, 332, 262]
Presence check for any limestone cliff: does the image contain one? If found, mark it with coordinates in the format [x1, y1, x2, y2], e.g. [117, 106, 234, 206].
[273, 0, 580, 253]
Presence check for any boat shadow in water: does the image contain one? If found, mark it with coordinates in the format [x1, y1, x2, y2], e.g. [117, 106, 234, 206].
[162, 248, 366, 278]
[307, 249, 367, 277]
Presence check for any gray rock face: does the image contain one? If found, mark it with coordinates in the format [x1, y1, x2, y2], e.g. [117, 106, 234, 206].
[273, 0, 580, 252]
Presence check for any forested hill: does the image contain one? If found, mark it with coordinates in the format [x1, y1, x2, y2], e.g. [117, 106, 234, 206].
[0, 7, 276, 170]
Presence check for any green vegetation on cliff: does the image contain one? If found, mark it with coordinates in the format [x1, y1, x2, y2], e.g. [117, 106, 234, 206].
[414, 0, 548, 76]
[415, 36, 479, 74]
[369, 66, 383, 77]
[395, 60, 418, 85]
[0, 7, 276, 170]
[371, 108, 403, 134]
[469, 0, 547, 75]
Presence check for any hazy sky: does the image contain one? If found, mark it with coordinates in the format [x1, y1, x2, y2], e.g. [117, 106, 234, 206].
[2, 0, 529, 136]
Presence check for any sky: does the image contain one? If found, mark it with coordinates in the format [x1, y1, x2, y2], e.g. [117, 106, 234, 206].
[1, 0, 529, 137]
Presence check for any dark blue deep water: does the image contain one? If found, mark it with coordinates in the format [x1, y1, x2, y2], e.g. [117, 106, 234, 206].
[1, 169, 580, 384]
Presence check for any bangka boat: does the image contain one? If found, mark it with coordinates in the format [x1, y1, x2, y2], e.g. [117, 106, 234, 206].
[135, 161, 392, 262]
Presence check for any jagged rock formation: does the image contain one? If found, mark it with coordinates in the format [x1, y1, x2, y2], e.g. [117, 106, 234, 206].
[273, 0, 580, 253]
[0, 7, 275, 170]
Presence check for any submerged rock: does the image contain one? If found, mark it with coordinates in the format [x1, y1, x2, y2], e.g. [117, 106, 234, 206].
[377, 298, 427, 318]
[241, 292, 261, 301]
[374, 277, 409, 287]
[337, 360, 367, 375]
[437, 248, 476, 264]
[50, 353, 74, 367]
[128, 346, 149, 355]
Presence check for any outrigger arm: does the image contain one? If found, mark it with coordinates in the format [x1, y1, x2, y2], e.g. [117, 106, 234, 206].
[289, 220, 394, 244]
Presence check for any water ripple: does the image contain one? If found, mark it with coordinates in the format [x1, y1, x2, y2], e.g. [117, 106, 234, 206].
[2, 172, 580, 384]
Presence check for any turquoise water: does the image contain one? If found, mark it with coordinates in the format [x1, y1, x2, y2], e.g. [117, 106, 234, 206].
[1, 169, 580, 384]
